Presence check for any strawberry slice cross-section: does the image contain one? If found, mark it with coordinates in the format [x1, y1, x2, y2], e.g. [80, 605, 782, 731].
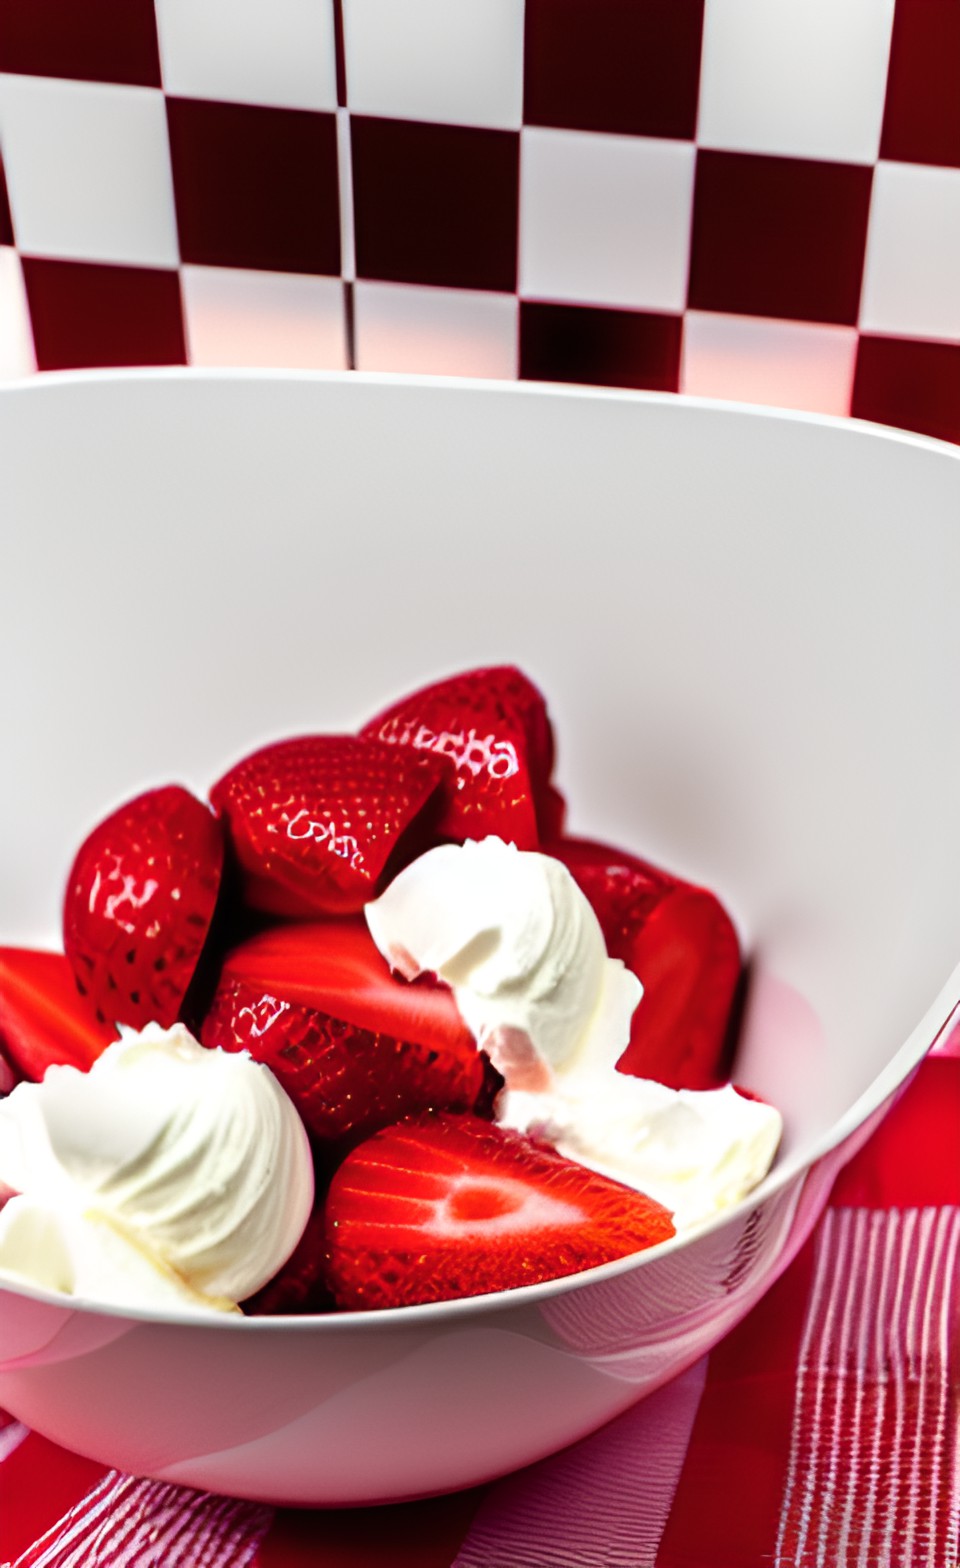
[209, 735, 449, 917]
[0, 947, 119, 1083]
[360, 664, 563, 850]
[323, 1112, 675, 1310]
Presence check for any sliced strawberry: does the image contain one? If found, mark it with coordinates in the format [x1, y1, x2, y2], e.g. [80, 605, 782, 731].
[548, 837, 742, 1091]
[0, 947, 119, 1082]
[324, 1112, 675, 1310]
[201, 975, 486, 1148]
[209, 735, 448, 917]
[63, 785, 224, 1030]
[217, 918, 476, 1059]
[360, 665, 561, 850]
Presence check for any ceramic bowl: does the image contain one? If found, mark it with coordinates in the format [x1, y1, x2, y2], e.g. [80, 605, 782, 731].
[1, 370, 959, 1506]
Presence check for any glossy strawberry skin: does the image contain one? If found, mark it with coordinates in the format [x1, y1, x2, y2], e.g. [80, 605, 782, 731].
[209, 735, 448, 917]
[201, 975, 486, 1149]
[0, 947, 119, 1082]
[217, 918, 476, 1059]
[360, 665, 561, 850]
[548, 837, 742, 1091]
[62, 786, 224, 1031]
[323, 1112, 675, 1310]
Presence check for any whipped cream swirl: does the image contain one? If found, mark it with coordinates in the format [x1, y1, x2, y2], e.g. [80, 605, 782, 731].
[365, 836, 642, 1088]
[0, 1023, 314, 1311]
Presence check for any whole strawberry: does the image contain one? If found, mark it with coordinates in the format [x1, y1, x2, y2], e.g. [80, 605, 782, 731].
[548, 837, 742, 1090]
[209, 735, 448, 917]
[360, 665, 563, 849]
[324, 1112, 675, 1310]
[63, 785, 224, 1029]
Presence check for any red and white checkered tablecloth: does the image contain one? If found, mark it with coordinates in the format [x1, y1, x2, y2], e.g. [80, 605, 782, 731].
[2, 1039, 957, 1568]
[1, 0, 959, 444]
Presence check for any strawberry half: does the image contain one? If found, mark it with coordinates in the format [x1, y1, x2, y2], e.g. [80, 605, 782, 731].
[360, 665, 562, 849]
[548, 837, 742, 1091]
[209, 736, 448, 917]
[216, 918, 476, 1058]
[0, 947, 119, 1082]
[63, 785, 224, 1030]
[323, 1112, 675, 1310]
[201, 973, 487, 1149]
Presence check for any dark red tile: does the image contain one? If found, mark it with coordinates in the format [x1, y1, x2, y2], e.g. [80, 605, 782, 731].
[166, 98, 341, 276]
[0, 0, 161, 87]
[351, 116, 519, 292]
[524, 0, 704, 140]
[0, 154, 13, 247]
[519, 300, 682, 391]
[851, 333, 960, 446]
[880, 0, 960, 169]
[688, 150, 873, 326]
[21, 257, 186, 370]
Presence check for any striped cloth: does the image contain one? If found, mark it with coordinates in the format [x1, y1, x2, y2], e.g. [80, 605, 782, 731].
[2, 1046, 958, 1568]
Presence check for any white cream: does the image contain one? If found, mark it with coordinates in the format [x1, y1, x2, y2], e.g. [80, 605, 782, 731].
[499, 1077, 782, 1231]
[367, 837, 781, 1229]
[0, 1023, 314, 1310]
[365, 836, 641, 1086]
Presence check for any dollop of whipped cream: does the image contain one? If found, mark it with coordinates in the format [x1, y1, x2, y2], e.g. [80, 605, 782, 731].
[365, 835, 641, 1088]
[367, 836, 781, 1229]
[0, 1023, 314, 1312]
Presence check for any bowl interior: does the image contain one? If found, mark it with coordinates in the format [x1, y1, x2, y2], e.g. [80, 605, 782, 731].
[3, 369, 960, 1170]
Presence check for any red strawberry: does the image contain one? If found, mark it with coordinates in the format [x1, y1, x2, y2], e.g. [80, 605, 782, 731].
[201, 973, 486, 1148]
[209, 736, 448, 917]
[0, 947, 119, 1082]
[63, 785, 224, 1030]
[548, 837, 742, 1091]
[360, 665, 562, 849]
[242, 1205, 333, 1316]
[216, 918, 476, 1058]
[324, 1112, 675, 1310]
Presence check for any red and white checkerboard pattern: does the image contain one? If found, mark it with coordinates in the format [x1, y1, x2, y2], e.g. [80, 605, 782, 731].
[1, 0, 959, 443]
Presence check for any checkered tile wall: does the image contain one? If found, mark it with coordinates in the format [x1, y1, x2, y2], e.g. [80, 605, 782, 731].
[1, 0, 958, 443]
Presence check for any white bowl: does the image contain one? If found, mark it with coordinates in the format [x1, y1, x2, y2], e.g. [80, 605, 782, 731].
[1, 370, 959, 1506]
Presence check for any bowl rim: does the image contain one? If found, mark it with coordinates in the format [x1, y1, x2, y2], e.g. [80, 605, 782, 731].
[1, 367, 958, 1333]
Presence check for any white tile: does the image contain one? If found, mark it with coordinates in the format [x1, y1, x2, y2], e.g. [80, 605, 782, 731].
[519, 127, 695, 313]
[182, 265, 347, 369]
[860, 162, 960, 344]
[0, 249, 35, 377]
[698, 0, 895, 164]
[0, 74, 178, 267]
[343, 0, 524, 129]
[354, 280, 518, 378]
[156, 0, 337, 111]
[681, 310, 858, 416]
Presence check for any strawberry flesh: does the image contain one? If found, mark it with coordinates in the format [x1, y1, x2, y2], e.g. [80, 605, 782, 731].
[548, 837, 742, 1090]
[323, 1112, 675, 1310]
[360, 665, 561, 850]
[0, 947, 119, 1082]
[201, 975, 486, 1149]
[62, 786, 224, 1030]
[210, 735, 448, 917]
